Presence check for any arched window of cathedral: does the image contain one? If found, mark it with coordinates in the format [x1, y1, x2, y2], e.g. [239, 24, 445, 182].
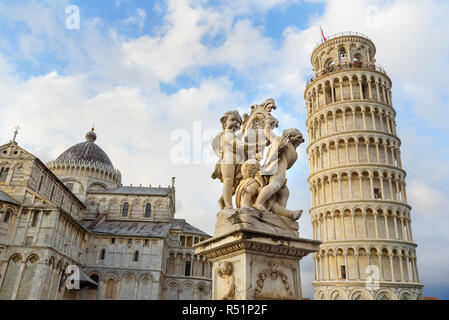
[134, 251, 139, 262]
[31, 211, 39, 227]
[38, 175, 44, 191]
[0, 167, 10, 182]
[66, 183, 74, 192]
[185, 261, 191, 276]
[90, 274, 99, 285]
[50, 185, 55, 201]
[340, 48, 347, 59]
[122, 202, 129, 217]
[3, 210, 11, 223]
[90, 274, 99, 282]
[58, 270, 66, 290]
[198, 285, 205, 300]
[100, 249, 106, 260]
[180, 235, 185, 247]
[144, 203, 151, 218]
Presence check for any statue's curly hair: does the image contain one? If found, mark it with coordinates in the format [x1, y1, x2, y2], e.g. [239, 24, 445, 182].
[282, 128, 304, 143]
[220, 110, 242, 130]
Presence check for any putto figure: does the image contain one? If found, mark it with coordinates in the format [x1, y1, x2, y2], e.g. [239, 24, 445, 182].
[212, 99, 305, 221]
[253, 119, 304, 217]
[212, 110, 256, 210]
[235, 159, 262, 209]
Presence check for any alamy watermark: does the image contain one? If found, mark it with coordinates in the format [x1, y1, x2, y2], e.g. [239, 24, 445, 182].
[65, 264, 80, 290]
[65, 5, 80, 30]
[365, 265, 380, 291]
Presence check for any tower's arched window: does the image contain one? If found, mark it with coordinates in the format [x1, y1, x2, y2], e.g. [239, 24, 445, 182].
[144, 203, 151, 218]
[100, 249, 106, 260]
[0, 167, 9, 182]
[134, 251, 139, 262]
[315, 58, 320, 71]
[122, 202, 129, 217]
[353, 53, 362, 66]
[327, 60, 335, 72]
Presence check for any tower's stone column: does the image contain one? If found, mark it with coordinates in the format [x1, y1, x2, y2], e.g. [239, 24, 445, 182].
[304, 32, 423, 300]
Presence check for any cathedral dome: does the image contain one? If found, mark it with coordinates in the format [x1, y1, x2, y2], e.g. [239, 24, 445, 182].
[47, 129, 122, 200]
[56, 129, 114, 169]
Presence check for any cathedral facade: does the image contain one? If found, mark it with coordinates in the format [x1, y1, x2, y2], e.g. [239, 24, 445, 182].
[0, 129, 212, 300]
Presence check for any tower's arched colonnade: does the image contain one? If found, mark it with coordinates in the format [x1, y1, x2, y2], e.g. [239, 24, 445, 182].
[304, 32, 423, 300]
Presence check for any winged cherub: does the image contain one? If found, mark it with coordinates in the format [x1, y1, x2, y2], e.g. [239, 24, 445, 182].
[212, 110, 257, 209]
[252, 116, 305, 220]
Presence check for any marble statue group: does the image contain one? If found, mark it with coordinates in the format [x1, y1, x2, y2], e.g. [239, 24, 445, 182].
[212, 99, 305, 221]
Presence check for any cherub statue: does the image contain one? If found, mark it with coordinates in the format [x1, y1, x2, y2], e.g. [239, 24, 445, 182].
[235, 159, 263, 208]
[212, 110, 257, 209]
[236, 160, 303, 220]
[253, 116, 305, 221]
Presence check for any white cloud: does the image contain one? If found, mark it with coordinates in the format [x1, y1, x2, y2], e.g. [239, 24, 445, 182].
[123, 8, 147, 29]
[408, 180, 449, 217]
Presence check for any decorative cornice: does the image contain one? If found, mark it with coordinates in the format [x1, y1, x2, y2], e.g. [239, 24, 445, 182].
[199, 239, 316, 260]
[47, 159, 121, 175]
[195, 229, 320, 261]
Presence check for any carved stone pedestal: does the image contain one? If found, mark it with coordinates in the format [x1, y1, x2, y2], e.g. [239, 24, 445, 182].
[194, 209, 320, 300]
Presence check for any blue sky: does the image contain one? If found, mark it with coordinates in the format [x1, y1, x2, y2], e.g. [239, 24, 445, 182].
[1, 0, 449, 299]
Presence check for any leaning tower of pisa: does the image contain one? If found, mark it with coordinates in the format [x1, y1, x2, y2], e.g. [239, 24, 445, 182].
[304, 32, 424, 300]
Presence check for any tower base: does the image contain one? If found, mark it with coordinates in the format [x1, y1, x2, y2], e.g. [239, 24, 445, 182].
[194, 208, 320, 300]
[313, 282, 424, 300]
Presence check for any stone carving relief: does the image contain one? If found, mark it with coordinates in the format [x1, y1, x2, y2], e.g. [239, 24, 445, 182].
[216, 262, 235, 300]
[253, 263, 295, 300]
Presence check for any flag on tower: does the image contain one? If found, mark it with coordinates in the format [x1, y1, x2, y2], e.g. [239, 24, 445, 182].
[320, 26, 327, 42]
